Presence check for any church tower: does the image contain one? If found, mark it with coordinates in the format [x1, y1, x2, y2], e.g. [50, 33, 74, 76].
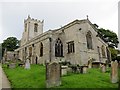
[21, 15, 44, 46]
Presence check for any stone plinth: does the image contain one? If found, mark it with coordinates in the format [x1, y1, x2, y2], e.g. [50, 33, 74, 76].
[61, 66, 68, 76]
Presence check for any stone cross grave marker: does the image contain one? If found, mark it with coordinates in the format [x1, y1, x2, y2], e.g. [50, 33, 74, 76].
[46, 62, 61, 88]
[111, 60, 118, 83]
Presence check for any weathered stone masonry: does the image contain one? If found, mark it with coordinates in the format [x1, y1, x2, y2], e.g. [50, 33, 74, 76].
[15, 16, 111, 66]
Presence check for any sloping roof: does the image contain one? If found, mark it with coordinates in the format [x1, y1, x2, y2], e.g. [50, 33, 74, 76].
[51, 18, 108, 46]
[51, 19, 99, 34]
[52, 19, 87, 32]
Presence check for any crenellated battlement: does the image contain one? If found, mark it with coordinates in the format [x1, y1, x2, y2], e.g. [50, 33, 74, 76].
[24, 15, 44, 23]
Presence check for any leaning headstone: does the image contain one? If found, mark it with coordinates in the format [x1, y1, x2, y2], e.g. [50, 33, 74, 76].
[25, 59, 30, 69]
[61, 66, 68, 76]
[9, 63, 16, 69]
[101, 64, 106, 73]
[46, 62, 61, 88]
[111, 60, 118, 83]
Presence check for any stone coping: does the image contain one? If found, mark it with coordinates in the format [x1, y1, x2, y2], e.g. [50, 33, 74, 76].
[61, 66, 68, 69]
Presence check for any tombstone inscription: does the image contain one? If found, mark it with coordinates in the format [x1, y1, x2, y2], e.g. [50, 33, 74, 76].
[46, 62, 61, 88]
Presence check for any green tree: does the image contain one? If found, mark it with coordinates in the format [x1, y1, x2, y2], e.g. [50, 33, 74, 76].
[95, 27, 119, 61]
[116, 50, 120, 61]
[2, 37, 20, 56]
[97, 28, 119, 48]
[109, 48, 118, 60]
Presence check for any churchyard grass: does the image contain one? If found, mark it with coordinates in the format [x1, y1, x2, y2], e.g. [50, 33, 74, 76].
[59, 68, 118, 88]
[2, 64, 118, 88]
[2, 64, 45, 88]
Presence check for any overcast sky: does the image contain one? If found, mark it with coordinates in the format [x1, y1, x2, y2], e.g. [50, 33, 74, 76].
[0, 0, 119, 43]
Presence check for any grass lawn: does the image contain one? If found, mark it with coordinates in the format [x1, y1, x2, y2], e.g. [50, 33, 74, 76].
[2, 64, 119, 88]
[3, 64, 45, 88]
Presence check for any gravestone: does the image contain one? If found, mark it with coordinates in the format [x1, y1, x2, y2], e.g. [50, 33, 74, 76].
[9, 63, 16, 69]
[88, 60, 92, 68]
[82, 66, 88, 74]
[111, 60, 118, 83]
[46, 62, 61, 88]
[25, 58, 30, 69]
[61, 66, 68, 76]
[101, 64, 106, 73]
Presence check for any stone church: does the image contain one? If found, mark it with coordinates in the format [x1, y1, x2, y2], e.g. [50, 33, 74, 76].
[15, 16, 111, 66]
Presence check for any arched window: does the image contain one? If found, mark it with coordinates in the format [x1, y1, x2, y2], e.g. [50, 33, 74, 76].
[86, 31, 93, 49]
[101, 45, 106, 58]
[40, 43, 43, 57]
[55, 38, 63, 57]
[34, 23, 38, 32]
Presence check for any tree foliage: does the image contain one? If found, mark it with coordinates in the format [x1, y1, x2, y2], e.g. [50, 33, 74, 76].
[97, 28, 119, 48]
[2, 37, 20, 56]
[95, 26, 119, 61]
[109, 48, 118, 61]
[116, 50, 120, 61]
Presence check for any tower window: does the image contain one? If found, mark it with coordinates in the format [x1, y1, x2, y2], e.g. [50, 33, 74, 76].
[55, 38, 63, 57]
[67, 41, 75, 53]
[34, 23, 38, 32]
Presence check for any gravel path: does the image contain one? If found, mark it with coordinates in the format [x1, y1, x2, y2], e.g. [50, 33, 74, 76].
[0, 64, 11, 89]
